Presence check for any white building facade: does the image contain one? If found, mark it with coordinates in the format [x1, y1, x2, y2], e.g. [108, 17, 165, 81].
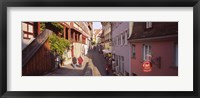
[111, 22, 131, 76]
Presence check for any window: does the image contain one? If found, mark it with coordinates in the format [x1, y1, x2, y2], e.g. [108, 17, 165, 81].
[22, 22, 34, 39]
[175, 43, 178, 67]
[125, 31, 128, 45]
[121, 56, 124, 74]
[112, 54, 116, 70]
[118, 35, 121, 45]
[118, 56, 121, 72]
[28, 25, 33, 32]
[132, 44, 136, 58]
[115, 55, 119, 73]
[143, 44, 151, 61]
[22, 23, 28, 31]
[115, 55, 118, 66]
[146, 22, 152, 29]
[122, 33, 125, 45]
[120, 34, 123, 45]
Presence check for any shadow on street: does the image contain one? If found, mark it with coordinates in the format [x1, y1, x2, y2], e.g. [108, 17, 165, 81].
[86, 49, 107, 76]
[45, 63, 89, 76]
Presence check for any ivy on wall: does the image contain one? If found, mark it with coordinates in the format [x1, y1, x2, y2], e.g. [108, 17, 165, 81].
[49, 33, 70, 56]
[40, 22, 46, 31]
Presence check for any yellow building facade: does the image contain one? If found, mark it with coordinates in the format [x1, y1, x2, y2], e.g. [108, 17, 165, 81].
[101, 22, 112, 51]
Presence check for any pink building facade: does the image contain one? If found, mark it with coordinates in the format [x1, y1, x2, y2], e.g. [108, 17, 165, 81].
[128, 22, 178, 76]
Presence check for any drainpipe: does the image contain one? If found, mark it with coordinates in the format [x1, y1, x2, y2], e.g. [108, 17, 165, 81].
[128, 22, 133, 75]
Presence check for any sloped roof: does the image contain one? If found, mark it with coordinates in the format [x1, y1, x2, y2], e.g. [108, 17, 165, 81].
[128, 22, 178, 40]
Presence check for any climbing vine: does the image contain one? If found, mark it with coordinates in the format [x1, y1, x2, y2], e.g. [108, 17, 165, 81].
[49, 33, 70, 56]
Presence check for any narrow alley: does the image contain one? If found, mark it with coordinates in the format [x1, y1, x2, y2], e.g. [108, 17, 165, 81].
[45, 48, 111, 76]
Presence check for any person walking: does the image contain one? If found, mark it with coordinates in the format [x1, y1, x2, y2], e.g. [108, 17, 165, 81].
[55, 52, 61, 68]
[77, 55, 83, 67]
[72, 57, 77, 68]
[105, 63, 111, 75]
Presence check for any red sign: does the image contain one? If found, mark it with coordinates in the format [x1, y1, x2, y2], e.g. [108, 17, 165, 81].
[143, 61, 152, 72]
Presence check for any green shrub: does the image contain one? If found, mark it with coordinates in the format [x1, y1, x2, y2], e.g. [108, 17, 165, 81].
[40, 22, 46, 31]
[49, 34, 70, 56]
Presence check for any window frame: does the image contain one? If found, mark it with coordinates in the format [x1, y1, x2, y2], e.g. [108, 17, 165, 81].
[143, 44, 151, 61]
[121, 56, 124, 75]
[132, 44, 136, 58]
[125, 30, 128, 45]
[22, 22, 34, 40]
[146, 22, 152, 29]
[122, 33, 125, 45]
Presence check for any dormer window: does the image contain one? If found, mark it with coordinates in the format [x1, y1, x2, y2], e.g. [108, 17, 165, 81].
[146, 22, 152, 29]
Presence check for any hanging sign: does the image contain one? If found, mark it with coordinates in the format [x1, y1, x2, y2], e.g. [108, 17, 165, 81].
[142, 61, 152, 72]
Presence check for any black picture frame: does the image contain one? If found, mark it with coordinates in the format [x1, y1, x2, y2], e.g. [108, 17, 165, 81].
[0, 0, 199, 98]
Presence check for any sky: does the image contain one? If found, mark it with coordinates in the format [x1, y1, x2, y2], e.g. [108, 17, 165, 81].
[93, 22, 102, 29]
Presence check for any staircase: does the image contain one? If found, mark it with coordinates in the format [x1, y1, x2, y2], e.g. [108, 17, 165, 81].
[22, 29, 54, 76]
